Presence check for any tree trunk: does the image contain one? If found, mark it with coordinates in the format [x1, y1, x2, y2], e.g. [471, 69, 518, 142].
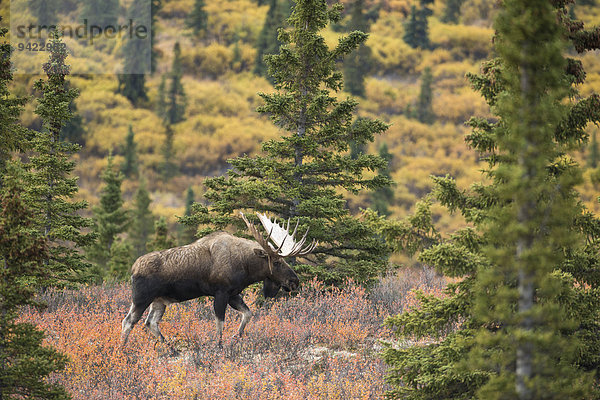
[515, 46, 534, 400]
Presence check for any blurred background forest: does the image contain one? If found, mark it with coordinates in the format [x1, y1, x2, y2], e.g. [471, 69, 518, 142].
[3, 0, 600, 260]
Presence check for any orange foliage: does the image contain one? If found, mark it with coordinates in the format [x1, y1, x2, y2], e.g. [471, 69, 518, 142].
[22, 270, 447, 399]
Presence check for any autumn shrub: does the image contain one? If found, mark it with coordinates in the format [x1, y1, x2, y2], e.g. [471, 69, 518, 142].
[430, 21, 493, 60]
[180, 43, 232, 79]
[22, 268, 447, 399]
[369, 11, 422, 75]
[369, 267, 446, 316]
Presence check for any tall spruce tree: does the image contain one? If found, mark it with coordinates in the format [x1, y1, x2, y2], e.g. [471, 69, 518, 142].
[117, 0, 161, 105]
[159, 124, 178, 181]
[121, 125, 138, 178]
[588, 130, 599, 168]
[27, 0, 58, 26]
[59, 82, 85, 145]
[0, 23, 69, 398]
[441, 0, 465, 24]
[129, 179, 155, 257]
[371, 143, 394, 216]
[403, 0, 433, 49]
[186, 0, 208, 37]
[470, 0, 592, 396]
[179, 187, 196, 244]
[0, 24, 29, 187]
[415, 66, 434, 124]
[156, 75, 167, 120]
[147, 216, 175, 252]
[343, 0, 372, 97]
[0, 167, 69, 400]
[25, 31, 94, 286]
[254, 0, 289, 78]
[87, 154, 129, 279]
[106, 238, 134, 281]
[378, 1, 600, 398]
[81, 0, 120, 28]
[183, 0, 392, 285]
[165, 42, 186, 125]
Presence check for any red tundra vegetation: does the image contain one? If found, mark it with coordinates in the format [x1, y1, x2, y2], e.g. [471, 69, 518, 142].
[23, 268, 446, 399]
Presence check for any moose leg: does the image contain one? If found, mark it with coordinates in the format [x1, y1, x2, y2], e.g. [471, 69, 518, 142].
[228, 295, 252, 338]
[144, 301, 167, 342]
[121, 302, 150, 345]
[213, 293, 228, 347]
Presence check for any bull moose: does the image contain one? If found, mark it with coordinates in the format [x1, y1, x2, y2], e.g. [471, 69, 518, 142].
[120, 212, 316, 346]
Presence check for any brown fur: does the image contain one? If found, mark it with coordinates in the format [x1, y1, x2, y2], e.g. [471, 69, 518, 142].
[121, 231, 300, 347]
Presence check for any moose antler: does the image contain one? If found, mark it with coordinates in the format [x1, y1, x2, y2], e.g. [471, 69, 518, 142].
[240, 212, 317, 257]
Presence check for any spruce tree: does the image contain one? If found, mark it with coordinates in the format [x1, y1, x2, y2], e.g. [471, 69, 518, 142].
[186, 0, 208, 37]
[121, 125, 138, 178]
[165, 42, 186, 125]
[0, 22, 29, 186]
[403, 6, 420, 50]
[129, 180, 155, 257]
[254, 0, 289, 78]
[159, 124, 178, 181]
[87, 154, 129, 278]
[156, 75, 167, 120]
[117, 0, 161, 105]
[0, 166, 69, 400]
[179, 187, 196, 244]
[441, 0, 465, 24]
[473, 0, 594, 396]
[0, 23, 69, 398]
[147, 216, 175, 252]
[415, 67, 434, 124]
[343, 0, 372, 97]
[379, 1, 600, 398]
[150, 0, 162, 73]
[183, 0, 392, 285]
[107, 239, 134, 281]
[81, 0, 120, 28]
[403, 0, 433, 49]
[27, 0, 58, 26]
[371, 143, 394, 216]
[117, 0, 149, 106]
[25, 31, 94, 286]
[59, 82, 85, 145]
[588, 130, 598, 168]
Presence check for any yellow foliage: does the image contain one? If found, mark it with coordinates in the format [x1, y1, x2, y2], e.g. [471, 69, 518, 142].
[579, 53, 600, 98]
[427, 60, 479, 90]
[204, 0, 268, 43]
[231, 42, 257, 73]
[433, 86, 491, 124]
[460, 0, 496, 26]
[575, 4, 600, 27]
[181, 43, 233, 79]
[430, 20, 493, 59]
[418, 48, 454, 72]
[160, 0, 195, 18]
[369, 11, 422, 74]
[362, 77, 416, 115]
[378, 0, 411, 13]
[13, 0, 600, 245]
[176, 115, 279, 175]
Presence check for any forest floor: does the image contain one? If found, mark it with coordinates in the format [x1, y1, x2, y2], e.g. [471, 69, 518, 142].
[24, 268, 447, 399]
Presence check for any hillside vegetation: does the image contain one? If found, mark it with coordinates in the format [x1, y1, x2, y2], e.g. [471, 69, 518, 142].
[3, 0, 600, 244]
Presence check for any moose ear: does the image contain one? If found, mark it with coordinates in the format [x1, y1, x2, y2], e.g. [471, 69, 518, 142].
[254, 248, 268, 258]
